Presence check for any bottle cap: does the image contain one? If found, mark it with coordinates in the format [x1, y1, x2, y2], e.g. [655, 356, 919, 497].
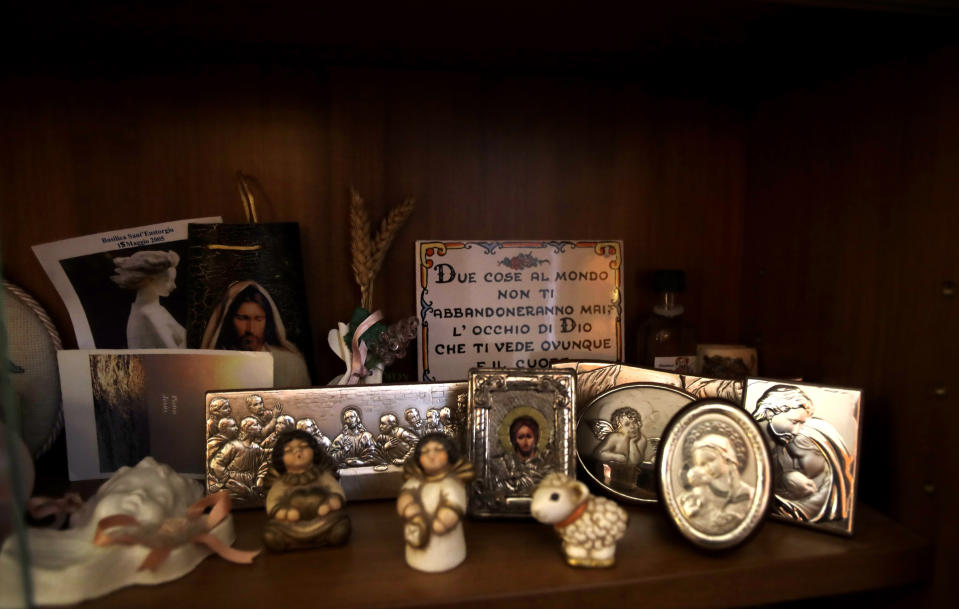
[652, 269, 686, 293]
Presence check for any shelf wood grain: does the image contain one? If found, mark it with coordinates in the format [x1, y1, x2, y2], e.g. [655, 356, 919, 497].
[79, 502, 930, 609]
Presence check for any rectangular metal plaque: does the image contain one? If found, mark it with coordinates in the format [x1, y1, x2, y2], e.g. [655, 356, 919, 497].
[205, 382, 467, 508]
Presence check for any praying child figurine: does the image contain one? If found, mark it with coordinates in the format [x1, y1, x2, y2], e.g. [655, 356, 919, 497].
[396, 432, 474, 572]
[263, 430, 351, 552]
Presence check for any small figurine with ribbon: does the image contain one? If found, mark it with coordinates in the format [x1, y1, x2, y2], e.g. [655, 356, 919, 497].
[530, 473, 628, 568]
[328, 189, 418, 385]
[263, 430, 351, 551]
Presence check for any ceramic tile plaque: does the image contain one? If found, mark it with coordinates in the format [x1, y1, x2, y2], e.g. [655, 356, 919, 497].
[416, 240, 624, 382]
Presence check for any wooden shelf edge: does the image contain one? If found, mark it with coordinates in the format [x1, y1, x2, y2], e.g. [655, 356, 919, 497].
[75, 501, 931, 609]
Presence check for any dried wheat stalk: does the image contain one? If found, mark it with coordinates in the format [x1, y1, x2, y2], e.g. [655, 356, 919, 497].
[349, 189, 415, 311]
[369, 197, 415, 278]
[349, 189, 374, 308]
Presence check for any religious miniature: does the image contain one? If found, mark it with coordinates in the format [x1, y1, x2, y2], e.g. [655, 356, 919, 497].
[530, 473, 628, 568]
[376, 412, 419, 466]
[491, 414, 551, 495]
[658, 399, 771, 549]
[678, 433, 755, 534]
[750, 384, 854, 527]
[263, 430, 351, 552]
[330, 407, 377, 467]
[209, 416, 270, 502]
[396, 432, 474, 572]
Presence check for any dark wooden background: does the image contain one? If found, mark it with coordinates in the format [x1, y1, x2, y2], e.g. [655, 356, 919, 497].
[1, 2, 957, 606]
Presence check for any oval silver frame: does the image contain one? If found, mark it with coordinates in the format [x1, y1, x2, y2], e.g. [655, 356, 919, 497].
[657, 399, 772, 550]
[576, 382, 696, 504]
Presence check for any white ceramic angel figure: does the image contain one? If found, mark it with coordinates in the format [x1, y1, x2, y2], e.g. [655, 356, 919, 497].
[396, 433, 474, 573]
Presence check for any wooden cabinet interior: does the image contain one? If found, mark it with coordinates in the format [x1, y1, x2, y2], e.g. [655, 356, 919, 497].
[1, 2, 956, 607]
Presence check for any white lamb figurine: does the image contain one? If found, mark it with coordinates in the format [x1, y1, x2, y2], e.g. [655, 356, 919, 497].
[530, 473, 628, 567]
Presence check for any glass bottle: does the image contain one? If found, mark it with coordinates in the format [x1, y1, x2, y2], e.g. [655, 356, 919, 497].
[637, 270, 697, 373]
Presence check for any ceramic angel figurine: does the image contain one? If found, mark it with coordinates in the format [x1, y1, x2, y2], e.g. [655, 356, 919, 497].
[263, 430, 351, 552]
[396, 432, 474, 572]
[530, 473, 628, 568]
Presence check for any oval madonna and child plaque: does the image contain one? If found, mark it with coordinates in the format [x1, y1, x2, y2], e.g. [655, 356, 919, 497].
[657, 399, 772, 550]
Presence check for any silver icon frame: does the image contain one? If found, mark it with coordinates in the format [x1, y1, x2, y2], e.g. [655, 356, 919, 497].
[466, 368, 576, 518]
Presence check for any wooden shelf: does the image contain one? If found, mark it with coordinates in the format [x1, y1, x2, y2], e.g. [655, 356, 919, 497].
[82, 502, 930, 609]
[2, 3, 953, 607]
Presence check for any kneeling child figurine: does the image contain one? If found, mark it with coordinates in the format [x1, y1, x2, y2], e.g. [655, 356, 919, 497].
[263, 430, 351, 551]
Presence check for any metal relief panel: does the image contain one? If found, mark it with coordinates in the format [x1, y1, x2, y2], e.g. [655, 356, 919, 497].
[205, 382, 467, 509]
[742, 378, 861, 536]
[467, 368, 576, 518]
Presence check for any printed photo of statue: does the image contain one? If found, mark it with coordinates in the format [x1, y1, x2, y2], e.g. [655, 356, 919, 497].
[200, 280, 311, 388]
[751, 384, 853, 524]
[491, 412, 551, 495]
[678, 431, 754, 535]
[330, 407, 377, 467]
[110, 250, 186, 348]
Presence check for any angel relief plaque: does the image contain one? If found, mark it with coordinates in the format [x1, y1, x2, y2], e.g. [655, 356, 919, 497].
[576, 382, 695, 503]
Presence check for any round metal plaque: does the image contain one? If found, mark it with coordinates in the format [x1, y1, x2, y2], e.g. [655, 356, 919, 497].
[576, 382, 696, 504]
[657, 399, 772, 550]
